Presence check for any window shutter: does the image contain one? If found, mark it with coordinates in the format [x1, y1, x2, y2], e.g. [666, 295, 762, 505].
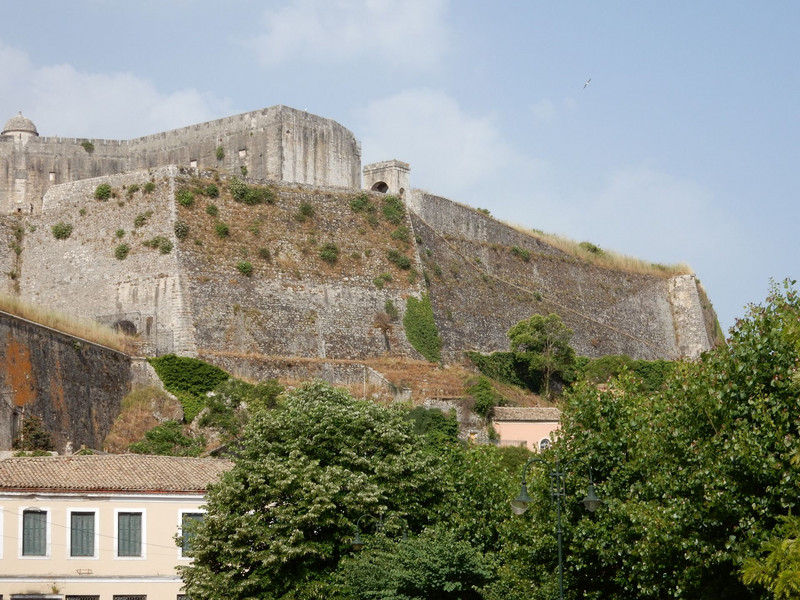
[118, 512, 142, 556]
[71, 512, 95, 556]
[22, 510, 46, 556]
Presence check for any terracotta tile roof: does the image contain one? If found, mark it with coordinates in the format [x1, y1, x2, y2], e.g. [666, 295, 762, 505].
[0, 454, 233, 494]
[492, 407, 562, 422]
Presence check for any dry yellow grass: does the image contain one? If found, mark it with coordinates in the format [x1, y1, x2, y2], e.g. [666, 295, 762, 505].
[0, 294, 137, 353]
[501, 219, 693, 278]
[529, 228, 691, 276]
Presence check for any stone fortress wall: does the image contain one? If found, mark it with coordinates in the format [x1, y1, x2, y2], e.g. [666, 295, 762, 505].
[408, 191, 713, 361]
[0, 105, 718, 374]
[0, 106, 361, 214]
[0, 105, 722, 450]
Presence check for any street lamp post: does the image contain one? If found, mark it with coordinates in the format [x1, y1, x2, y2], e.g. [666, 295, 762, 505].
[511, 457, 601, 600]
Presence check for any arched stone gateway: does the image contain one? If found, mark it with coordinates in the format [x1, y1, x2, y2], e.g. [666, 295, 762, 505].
[363, 160, 409, 197]
[112, 320, 137, 336]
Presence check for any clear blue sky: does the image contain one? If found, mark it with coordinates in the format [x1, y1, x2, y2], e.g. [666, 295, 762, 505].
[2, 1, 797, 334]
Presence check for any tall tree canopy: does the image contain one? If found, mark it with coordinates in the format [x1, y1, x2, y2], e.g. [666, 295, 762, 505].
[547, 279, 800, 599]
[508, 313, 577, 398]
[179, 381, 457, 599]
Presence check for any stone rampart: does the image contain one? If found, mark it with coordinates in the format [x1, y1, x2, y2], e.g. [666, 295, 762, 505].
[1, 106, 361, 214]
[13, 168, 426, 363]
[410, 190, 711, 360]
[0, 311, 132, 452]
[19, 166, 197, 356]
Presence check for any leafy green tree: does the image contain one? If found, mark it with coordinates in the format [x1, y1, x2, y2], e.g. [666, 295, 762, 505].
[742, 515, 800, 599]
[13, 415, 53, 451]
[552, 279, 800, 599]
[129, 420, 205, 456]
[508, 313, 576, 398]
[336, 526, 494, 599]
[179, 381, 450, 600]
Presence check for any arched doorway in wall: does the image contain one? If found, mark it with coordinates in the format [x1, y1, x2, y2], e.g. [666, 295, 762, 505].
[371, 181, 389, 193]
[112, 320, 137, 336]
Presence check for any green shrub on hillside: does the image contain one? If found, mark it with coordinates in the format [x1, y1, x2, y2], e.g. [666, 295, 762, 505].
[114, 243, 130, 260]
[403, 293, 441, 363]
[373, 272, 392, 289]
[143, 236, 173, 254]
[236, 261, 253, 276]
[134, 211, 153, 228]
[176, 188, 195, 207]
[404, 406, 459, 446]
[465, 351, 530, 389]
[51, 222, 73, 240]
[319, 242, 339, 264]
[215, 222, 230, 238]
[174, 220, 189, 240]
[148, 354, 230, 422]
[94, 183, 112, 200]
[229, 177, 274, 205]
[391, 226, 411, 244]
[511, 245, 531, 262]
[579, 241, 604, 255]
[143, 181, 156, 194]
[387, 249, 411, 269]
[350, 192, 373, 213]
[467, 376, 509, 418]
[381, 194, 405, 224]
[129, 420, 204, 457]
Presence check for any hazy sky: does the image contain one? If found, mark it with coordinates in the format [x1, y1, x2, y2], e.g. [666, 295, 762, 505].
[2, 1, 797, 334]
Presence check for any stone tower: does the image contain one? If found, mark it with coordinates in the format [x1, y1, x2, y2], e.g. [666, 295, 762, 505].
[363, 159, 410, 198]
[1, 112, 40, 214]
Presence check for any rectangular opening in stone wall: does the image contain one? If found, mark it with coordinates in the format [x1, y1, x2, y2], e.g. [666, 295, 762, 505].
[49, 172, 56, 182]
[239, 149, 247, 158]
[190, 159, 197, 168]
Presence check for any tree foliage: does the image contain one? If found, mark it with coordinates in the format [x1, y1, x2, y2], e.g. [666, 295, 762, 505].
[508, 313, 576, 398]
[742, 515, 800, 599]
[549, 279, 800, 599]
[337, 526, 494, 599]
[179, 381, 453, 599]
[128, 420, 205, 456]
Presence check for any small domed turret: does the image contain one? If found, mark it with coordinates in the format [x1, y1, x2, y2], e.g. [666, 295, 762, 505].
[2, 112, 39, 137]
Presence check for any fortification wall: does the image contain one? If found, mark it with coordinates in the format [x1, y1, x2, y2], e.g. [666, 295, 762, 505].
[175, 179, 424, 361]
[0, 311, 132, 452]
[12, 168, 424, 363]
[18, 166, 197, 356]
[412, 190, 711, 360]
[0, 106, 361, 215]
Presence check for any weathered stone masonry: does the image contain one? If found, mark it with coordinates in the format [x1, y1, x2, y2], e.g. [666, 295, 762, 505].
[1, 106, 361, 214]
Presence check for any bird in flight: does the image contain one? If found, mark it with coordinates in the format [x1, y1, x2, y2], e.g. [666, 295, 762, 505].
[583, 78, 591, 89]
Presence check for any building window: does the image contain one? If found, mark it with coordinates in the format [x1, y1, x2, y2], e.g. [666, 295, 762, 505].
[22, 509, 47, 556]
[238, 149, 247, 158]
[67, 596, 100, 600]
[117, 511, 143, 557]
[539, 438, 551, 451]
[49, 171, 56, 182]
[113, 596, 146, 600]
[181, 512, 204, 557]
[70, 511, 96, 557]
[189, 159, 197, 168]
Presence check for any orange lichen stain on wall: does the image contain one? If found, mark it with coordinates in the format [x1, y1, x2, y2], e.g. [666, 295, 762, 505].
[3, 333, 37, 407]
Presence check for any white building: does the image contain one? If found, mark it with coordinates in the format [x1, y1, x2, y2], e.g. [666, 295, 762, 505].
[0, 454, 231, 600]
